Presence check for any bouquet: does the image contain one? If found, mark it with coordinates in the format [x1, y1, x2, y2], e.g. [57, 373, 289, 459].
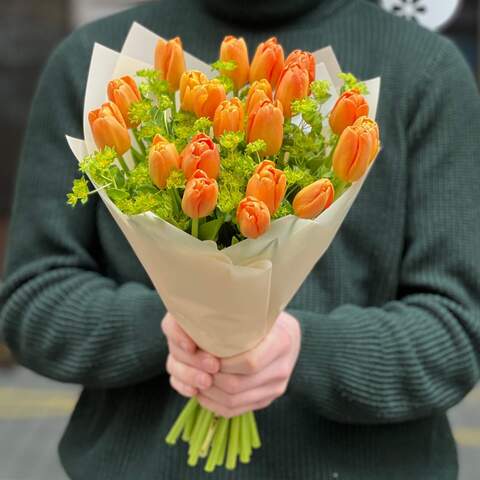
[67, 22, 381, 473]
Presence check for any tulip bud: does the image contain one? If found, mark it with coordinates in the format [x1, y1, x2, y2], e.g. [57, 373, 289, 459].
[148, 135, 180, 189]
[332, 116, 379, 182]
[190, 80, 227, 120]
[180, 70, 208, 113]
[245, 79, 273, 115]
[249, 37, 285, 89]
[246, 99, 284, 157]
[182, 169, 218, 219]
[220, 35, 250, 91]
[285, 50, 315, 83]
[275, 62, 310, 118]
[88, 101, 131, 155]
[154, 37, 186, 92]
[236, 196, 271, 239]
[353, 116, 380, 164]
[180, 133, 221, 180]
[107, 76, 141, 128]
[246, 160, 286, 214]
[293, 179, 335, 219]
[329, 89, 369, 135]
[213, 98, 245, 139]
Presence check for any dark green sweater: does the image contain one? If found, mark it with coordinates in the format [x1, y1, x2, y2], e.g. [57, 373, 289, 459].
[2, 0, 480, 478]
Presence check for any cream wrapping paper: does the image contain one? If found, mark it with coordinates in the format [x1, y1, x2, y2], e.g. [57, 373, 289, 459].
[67, 23, 381, 357]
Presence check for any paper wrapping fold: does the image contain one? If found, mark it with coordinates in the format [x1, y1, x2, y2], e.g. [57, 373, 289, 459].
[67, 23, 381, 357]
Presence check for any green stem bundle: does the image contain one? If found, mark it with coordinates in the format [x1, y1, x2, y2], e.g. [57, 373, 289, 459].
[165, 399, 262, 473]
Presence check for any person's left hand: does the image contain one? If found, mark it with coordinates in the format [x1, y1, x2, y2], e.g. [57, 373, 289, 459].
[197, 311, 301, 418]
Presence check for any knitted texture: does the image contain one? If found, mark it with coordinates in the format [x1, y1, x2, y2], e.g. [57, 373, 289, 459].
[1, 0, 480, 478]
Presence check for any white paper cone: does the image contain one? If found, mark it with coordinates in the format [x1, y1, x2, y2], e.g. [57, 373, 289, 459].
[68, 24, 381, 357]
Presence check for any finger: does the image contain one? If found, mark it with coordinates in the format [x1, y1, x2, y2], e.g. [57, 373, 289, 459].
[201, 380, 287, 411]
[213, 356, 290, 395]
[166, 354, 213, 390]
[197, 392, 276, 419]
[170, 375, 198, 398]
[161, 313, 196, 354]
[168, 340, 220, 374]
[220, 324, 290, 374]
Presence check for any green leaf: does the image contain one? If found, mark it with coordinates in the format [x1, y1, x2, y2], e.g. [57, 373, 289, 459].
[107, 188, 130, 203]
[131, 147, 145, 166]
[219, 131, 245, 151]
[192, 117, 213, 135]
[310, 80, 332, 104]
[211, 60, 238, 72]
[245, 140, 267, 156]
[135, 185, 159, 194]
[66, 177, 90, 207]
[199, 218, 224, 241]
[214, 75, 235, 94]
[338, 73, 369, 95]
[166, 170, 186, 189]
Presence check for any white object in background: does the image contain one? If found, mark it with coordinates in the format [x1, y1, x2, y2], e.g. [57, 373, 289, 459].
[69, 0, 146, 27]
[380, 0, 462, 31]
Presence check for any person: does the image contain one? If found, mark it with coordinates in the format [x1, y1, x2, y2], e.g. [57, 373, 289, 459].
[1, 0, 479, 478]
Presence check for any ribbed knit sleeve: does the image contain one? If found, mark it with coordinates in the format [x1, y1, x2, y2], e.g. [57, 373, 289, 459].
[0, 34, 168, 388]
[287, 39, 480, 424]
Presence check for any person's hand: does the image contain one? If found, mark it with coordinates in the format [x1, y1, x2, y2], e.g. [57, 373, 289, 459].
[197, 311, 301, 418]
[161, 312, 220, 397]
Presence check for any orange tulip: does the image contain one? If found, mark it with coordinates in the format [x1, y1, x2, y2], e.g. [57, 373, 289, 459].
[148, 134, 180, 189]
[332, 116, 379, 182]
[154, 37, 186, 92]
[293, 179, 335, 219]
[275, 62, 310, 118]
[88, 101, 131, 155]
[246, 99, 284, 157]
[237, 196, 271, 239]
[182, 169, 218, 219]
[245, 79, 273, 115]
[329, 89, 369, 135]
[190, 80, 227, 120]
[213, 98, 245, 139]
[246, 160, 286, 214]
[107, 76, 141, 128]
[220, 35, 249, 91]
[353, 116, 380, 164]
[285, 49, 315, 83]
[180, 133, 221, 180]
[249, 37, 285, 89]
[180, 70, 208, 112]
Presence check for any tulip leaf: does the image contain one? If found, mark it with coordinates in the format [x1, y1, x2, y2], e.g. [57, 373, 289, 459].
[107, 188, 130, 203]
[109, 165, 125, 188]
[131, 147, 145, 166]
[199, 218, 224, 241]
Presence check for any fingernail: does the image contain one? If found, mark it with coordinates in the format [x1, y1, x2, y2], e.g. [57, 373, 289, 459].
[196, 374, 210, 389]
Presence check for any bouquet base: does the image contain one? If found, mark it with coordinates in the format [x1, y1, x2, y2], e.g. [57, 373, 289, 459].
[166, 397, 261, 473]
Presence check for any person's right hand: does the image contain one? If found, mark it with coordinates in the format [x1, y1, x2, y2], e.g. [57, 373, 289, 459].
[162, 313, 220, 397]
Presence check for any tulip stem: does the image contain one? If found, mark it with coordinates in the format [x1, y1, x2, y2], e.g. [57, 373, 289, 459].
[325, 134, 340, 169]
[191, 218, 199, 238]
[170, 93, 177, 116]
[133, 130, 146, 155]
[117, 154, 130, 176]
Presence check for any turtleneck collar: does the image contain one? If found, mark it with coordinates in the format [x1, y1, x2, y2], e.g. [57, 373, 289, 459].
[200, 0, 340, 26]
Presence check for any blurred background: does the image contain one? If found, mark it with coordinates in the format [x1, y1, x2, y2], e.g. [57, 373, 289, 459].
[0, 0, 479, 479]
